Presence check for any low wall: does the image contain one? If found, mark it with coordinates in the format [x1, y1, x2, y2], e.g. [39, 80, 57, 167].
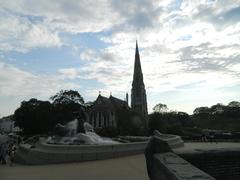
[15, 141, 147, 165]
[145, 133, 240, 180]
[144, 133, 216, 180]
[152, 152, 215, 180]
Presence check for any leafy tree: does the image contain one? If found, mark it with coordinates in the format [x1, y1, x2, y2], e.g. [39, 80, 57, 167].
[193, 101, 240, 130]
[153, 103, 168, 113]
[116, 109, 147, 136]
[210, 103, 225, 114]
[50, 90, 85, 125]
[193, 106, 211, 115]
[177, 112, 190, 126]
[228, 101, 240, 107]
[148, 112, 168, 134]
[50, 90, 84, 105]
[148, 110, 191, 135]
[14, 98, 54, 135]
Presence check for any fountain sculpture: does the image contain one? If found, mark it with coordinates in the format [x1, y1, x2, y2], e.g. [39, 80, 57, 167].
[47, 119, 119, 145]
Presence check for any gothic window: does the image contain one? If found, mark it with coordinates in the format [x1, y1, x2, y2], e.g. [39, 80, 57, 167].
[98, 112, 102, 127]
[104, 116, 106, 127]
[94, 114, 96, 127]
[107, 116, 109, 127]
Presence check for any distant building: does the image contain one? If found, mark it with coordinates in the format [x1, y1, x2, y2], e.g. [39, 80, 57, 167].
[88, 94, 130, 129]
[87, 42, 148, 129]
[0, 115, 19, 133]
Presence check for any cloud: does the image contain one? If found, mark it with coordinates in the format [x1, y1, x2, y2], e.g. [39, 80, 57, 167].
[0, 0, 120, 52]
[0, 9, 61, 52]
[0, 60, 80, 97]
[0, 0, 120, 33]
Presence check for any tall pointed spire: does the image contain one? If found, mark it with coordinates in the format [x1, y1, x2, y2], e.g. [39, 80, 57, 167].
[135, 40, 139, 55]
[131, 41, 148, 121]
[133, 40, 143, 85]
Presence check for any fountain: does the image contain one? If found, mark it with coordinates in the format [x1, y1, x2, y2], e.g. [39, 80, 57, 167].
[15, 119, 182, 165]
[46, 119, 119, 145]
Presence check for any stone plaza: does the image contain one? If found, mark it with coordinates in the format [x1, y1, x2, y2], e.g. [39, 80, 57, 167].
[2, 142, 240, 180]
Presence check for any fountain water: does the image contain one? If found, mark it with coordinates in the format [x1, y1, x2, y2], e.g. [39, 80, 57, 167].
[47, 119, 119, 145]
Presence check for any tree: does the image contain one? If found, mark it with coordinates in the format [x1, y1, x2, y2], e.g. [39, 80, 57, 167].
[116, 109, 147, 136]
[50, 90, 84, 105]
[148, 112, 168, 134]
[14, 98, 54, 135]
[210, 103, 225, 114]
[50, 90, 85, 125]
[177, 112, 190, 126]
[193, 106, 211, 115]
[228, 101, 240, 107]
[153, 103, 168, 113]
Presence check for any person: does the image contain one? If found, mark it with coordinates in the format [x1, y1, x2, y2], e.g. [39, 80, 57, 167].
[0, 143, 3, 164]
[5, 143, 16, 166]
[10, 144, 16, 166]
[209, 132, 217, 143]
[1, 143, 7, 164]
[201, 133, 207, 142]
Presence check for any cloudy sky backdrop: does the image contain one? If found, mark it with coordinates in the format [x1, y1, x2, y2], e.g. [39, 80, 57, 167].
[0, 0, 240, 116]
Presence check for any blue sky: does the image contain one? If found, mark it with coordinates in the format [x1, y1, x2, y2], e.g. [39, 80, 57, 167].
[0, 0, 240, 116]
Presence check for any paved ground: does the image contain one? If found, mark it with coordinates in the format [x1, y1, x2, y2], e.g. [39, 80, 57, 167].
[0, 154, 149, 180]
[175, 142, 240, 153]
[2, 142, 240, 180]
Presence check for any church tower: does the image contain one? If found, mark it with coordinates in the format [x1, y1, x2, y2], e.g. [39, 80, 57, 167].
[131, 41, 148, 120]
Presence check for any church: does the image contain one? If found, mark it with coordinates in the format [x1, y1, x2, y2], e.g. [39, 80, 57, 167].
[87, 42, 148, 129]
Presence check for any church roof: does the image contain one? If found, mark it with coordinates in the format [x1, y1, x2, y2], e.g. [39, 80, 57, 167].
[92, 95, 129, 111]
[109, 95, 129, 109]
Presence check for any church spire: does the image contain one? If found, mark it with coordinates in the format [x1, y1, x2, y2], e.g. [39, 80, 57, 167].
[135, 40, 139, 55]
[131, 41, 148, 121]
[133, 40, 143, 85]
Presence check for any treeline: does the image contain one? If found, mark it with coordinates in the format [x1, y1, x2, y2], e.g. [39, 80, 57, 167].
[148, 101, 240, 137]
[13, 90, 240, 137]
[193, 101, 240, 131]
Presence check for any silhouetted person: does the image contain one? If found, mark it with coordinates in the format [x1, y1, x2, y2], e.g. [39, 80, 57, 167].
[201, 133, 207, 142]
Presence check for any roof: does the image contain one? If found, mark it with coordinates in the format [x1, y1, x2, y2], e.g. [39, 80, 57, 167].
[109, 95, 129, 109]
[92, 95, 129, 111]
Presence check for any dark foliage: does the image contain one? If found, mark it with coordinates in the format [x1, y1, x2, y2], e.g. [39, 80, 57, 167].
[50, 89, 84, 105]
[148, 111, 191, 135]
[193, 101, 240, 131]
[14, 98, 54, 135]
[50, 90, 86, 125]
[117, 110, 147, 136]
[14, 90, 86, 135]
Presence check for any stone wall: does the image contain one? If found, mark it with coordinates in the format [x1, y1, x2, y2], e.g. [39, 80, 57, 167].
[144, 132, 240, 180]
[144, 133, 216, 180]
[15, 141, 147, 165]
[152, 152, 215, 180]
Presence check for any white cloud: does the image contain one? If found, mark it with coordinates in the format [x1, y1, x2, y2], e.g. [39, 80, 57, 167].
[0, 60, 81, 115]
[0, 60, 80, 97]
[0, 10, 61, 52]
[0, 0, 121, 52]
[58, 68, 79, 80]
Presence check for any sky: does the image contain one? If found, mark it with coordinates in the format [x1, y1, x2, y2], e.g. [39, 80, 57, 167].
[0, 0, 240, 117]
